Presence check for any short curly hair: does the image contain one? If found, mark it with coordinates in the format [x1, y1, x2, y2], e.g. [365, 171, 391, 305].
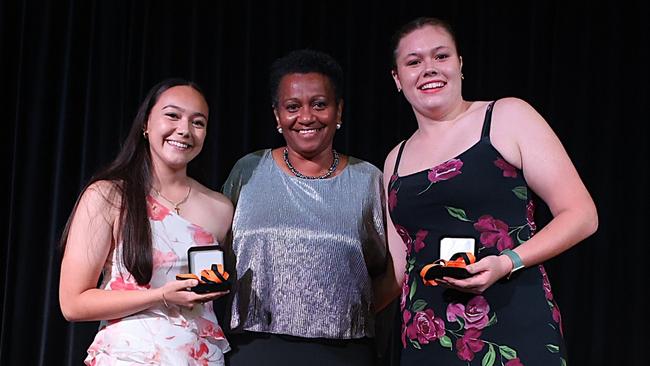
[269, 49, 344, 107]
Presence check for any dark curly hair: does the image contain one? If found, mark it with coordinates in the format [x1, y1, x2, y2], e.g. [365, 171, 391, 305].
[269, 49, 344, 107]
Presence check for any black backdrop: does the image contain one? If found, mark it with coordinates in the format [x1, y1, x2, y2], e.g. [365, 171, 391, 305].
[2, 0, 648, 365]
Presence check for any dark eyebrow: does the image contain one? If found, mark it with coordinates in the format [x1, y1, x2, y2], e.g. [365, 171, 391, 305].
[404, 46, 449, 58]
[162, 104, 207, 120]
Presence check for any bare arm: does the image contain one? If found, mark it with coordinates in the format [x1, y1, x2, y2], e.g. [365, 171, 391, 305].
[444, 98, 598, 293]
[59, 181, 220, 322]
[503, 97, 598, 265]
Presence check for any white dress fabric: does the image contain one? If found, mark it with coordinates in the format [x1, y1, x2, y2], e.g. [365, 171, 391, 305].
[85, 195, 229, 365]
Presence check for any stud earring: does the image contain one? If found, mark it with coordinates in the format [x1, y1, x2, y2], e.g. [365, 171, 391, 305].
[336, 123, 341, 130]
[277, 127, 283, 134]
[397, 87, 402, 93]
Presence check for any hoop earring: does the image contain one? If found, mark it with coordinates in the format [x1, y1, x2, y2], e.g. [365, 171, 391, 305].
[461, 73, 465, 80]
[277, 127, 283, 134]
[336, 123, 341, 130]
[397, 87, 402, 93]
[143, 131, 149, 139]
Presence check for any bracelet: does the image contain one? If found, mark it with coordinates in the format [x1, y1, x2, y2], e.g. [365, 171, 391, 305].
[161, 292, 169, 308]
[500, 249, 525, 279]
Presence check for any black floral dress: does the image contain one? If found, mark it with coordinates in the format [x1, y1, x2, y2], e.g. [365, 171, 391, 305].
[389, 101, 567, 366]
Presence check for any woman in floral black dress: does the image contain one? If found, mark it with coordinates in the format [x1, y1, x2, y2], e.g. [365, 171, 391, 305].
[381, 17, 598, 365]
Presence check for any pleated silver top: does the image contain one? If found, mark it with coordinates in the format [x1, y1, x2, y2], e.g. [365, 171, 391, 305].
[222, 149, 386, 339]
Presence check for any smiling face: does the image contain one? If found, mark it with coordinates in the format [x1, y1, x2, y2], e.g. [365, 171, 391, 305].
[145, 85, 209, 172]
[273, 72, 342, 159]
[392, 25, 464, 119]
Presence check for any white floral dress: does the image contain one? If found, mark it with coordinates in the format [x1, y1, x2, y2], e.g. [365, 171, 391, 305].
[85, 195, 229, 365]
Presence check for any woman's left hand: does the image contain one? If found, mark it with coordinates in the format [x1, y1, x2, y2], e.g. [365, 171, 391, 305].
[435, 255, 512, 294]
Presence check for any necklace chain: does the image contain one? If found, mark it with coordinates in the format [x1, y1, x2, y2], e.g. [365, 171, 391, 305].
[283, 148, 339, 179]
[153, 184, 192, 215]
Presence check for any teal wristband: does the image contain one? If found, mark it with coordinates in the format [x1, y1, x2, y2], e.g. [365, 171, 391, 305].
[500, 249, 524, 278]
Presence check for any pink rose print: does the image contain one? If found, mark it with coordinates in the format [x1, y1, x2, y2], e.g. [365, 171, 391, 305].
[406, 309, 446, 345]
[388, 188, 398, 212]
[540, 266, 564, 335]
[456, 328, 484, 361]
[153, 248, 179, 270]
[526, 200, 537, 233]
[428, 159, 464, 183]
[446, 296, 491, 330]
[402, 310, 412, 348]
[474, 215, 514, 251]
[190, 224, 215, 245]
[539, 266, 554, 301]
[494, 157, 518, 178]
[505, 358, 524, 366]
[414, 229, 428, 253]
[395, 224, 413, 254]
[146, 195, 170, 221]
[108, 276, 150, 291]
[400, 275, 409, 312]
[388, 174, 399, 211]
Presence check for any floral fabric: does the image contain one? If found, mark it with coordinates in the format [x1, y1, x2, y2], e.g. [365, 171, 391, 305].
[84, 195, 229, 365]
[389, 101, 567, 365]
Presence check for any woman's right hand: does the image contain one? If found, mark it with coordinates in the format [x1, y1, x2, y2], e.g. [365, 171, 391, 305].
[157, 279, 230, 309]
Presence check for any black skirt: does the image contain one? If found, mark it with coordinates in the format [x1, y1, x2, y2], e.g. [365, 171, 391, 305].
[225, 331, 375, 366]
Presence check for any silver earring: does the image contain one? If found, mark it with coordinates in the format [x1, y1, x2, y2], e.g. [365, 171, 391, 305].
[461, 73, 465, 80]
[397, 87, 402, 93]
[277, 127, 283, 134]
[336, 123, 341, 130]
[143, 130, 149, 139]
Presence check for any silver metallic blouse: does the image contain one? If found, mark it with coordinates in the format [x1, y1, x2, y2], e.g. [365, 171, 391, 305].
[222, 149, 386, 339]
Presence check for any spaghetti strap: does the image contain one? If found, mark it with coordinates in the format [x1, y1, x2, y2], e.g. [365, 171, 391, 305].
[393, 140, 407, 176]
[481, 100, 497, 139]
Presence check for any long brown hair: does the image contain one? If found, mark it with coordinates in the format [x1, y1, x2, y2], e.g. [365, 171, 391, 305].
[60, 78, 206, 285]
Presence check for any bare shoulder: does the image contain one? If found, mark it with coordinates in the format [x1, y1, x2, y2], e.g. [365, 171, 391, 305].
[492, 97, 548, 130]
[191, 180, 234, 214]
[188, 179, 234, 242]
[79, 180, 121, 220]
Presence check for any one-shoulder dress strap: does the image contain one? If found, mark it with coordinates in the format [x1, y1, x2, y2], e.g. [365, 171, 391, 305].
[393, 140, 408, 176]
[481, 100, 497, 140]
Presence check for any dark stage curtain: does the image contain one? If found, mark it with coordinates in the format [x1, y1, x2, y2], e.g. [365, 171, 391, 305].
[2, 1, 648, 365]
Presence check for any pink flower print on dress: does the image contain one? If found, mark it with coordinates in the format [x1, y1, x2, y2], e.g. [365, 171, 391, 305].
[455, 327, 484, 361]
[428, 159, 464, 183]
[406, 309, 446, 345]
[473, 215, 514, 251]
[195, 317, 227, 340]
[153, 248, 179, 270]
[187, 341, 210, 365]
[505, 358, 524, 366]
[401, 310, 412, 348]
[446, 295, 491, 330]
[108, 276, 150, 291]
[395, 224, 413, 254]
[418, 159, 464, 195]
[526, 200, 537, 233]
[494, 157, 518, 178]
[400, 275, 409, 312]
[189, 224, 215, 245]
[388, 174, 399, 211]
[146, 195, 170, 221]
[414, 229, 428, 253]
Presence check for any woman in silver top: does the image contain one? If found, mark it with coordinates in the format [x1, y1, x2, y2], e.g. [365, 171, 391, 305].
[222, 49, 388, 365]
